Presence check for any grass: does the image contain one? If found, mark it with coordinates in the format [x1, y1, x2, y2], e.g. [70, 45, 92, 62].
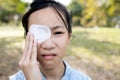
[67, 27, 120, 80]
[67, 27, 120, 58]
[0, 25, 120, 80]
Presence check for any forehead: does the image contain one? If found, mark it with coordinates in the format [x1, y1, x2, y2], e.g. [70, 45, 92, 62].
[28, 7, 65, 28]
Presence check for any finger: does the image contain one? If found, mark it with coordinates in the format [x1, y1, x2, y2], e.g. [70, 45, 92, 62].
[26, 33, 34, 60]
[20, 32, 30, 62]
[31, 39, 37, 61]
[24, 32, 30, 54]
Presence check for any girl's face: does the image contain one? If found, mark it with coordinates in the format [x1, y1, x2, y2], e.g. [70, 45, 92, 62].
[28, 7, 70, 69]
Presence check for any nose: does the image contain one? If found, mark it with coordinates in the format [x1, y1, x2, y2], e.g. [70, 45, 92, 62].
[41, 37, 55, 50]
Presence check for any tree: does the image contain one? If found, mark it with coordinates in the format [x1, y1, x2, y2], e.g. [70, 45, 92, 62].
[0, 0, 28, 23]
[68, 0, 82, 26]
[104, 0, 120, 27]
[68, 0, 120, 27]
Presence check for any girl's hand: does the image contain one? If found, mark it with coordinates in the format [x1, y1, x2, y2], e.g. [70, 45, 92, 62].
[19, 33, 42, 80]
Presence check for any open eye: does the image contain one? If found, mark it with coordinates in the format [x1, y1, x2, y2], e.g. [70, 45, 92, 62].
[54, 31, 64, 36]
[54, 32, 63, 34]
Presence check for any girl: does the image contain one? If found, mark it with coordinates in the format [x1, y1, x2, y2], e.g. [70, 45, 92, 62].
[9, 0, 91, 80]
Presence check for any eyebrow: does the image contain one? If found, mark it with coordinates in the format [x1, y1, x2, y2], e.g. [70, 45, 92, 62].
[51, 25, 65, 30]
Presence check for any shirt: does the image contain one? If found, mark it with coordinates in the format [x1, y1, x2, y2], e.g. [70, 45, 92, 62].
[9, 61, 91, 80]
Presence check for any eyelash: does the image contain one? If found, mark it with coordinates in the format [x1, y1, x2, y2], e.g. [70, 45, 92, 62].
[54, 32, 64, 35]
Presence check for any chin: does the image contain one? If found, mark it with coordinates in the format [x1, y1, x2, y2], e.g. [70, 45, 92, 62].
[42, 61, 57, 70]
[38, 58, 56, 69]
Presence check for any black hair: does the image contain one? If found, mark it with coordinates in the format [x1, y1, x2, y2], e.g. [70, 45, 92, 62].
[22, 0, 72, 36]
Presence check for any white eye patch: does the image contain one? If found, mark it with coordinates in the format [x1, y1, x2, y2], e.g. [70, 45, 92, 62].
[29, 24, 51, 43]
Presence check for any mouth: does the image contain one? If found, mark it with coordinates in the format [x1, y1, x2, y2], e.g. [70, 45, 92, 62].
[41, 54, 56, 60]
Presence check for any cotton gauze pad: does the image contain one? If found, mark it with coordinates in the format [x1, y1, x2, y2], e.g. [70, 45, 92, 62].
[29, 24, 51, 43]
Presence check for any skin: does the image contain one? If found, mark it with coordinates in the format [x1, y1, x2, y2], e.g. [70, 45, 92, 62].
[19, 7, 70, 80]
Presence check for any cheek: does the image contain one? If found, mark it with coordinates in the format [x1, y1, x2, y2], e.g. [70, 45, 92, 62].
[56, 37, 69, 52]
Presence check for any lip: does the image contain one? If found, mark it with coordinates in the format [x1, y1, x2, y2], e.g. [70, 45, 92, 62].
[41, 53, 56, 60]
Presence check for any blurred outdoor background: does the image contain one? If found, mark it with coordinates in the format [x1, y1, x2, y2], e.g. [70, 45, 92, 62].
[0, 0, 120, 80]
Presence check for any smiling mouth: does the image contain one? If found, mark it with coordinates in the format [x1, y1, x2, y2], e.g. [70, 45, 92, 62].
[41, 54, 56, 60]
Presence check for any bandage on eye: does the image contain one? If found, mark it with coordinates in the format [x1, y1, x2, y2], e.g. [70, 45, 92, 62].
[29, 24, 51, 43]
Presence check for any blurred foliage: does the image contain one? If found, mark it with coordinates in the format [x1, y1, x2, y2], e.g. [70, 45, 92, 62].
[68, 0, 82, 26]
[0, 0, 120, 27]
[0, 0, 28, 23]
[68, 0, 120, 27]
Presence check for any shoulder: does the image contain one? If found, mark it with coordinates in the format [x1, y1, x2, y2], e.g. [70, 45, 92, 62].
[70, 68, 91, 80]
[63, 61, 91, 80]
[9, 70, 26, 80]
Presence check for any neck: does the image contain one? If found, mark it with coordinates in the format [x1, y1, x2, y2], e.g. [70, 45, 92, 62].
[40, 61, 65, 80]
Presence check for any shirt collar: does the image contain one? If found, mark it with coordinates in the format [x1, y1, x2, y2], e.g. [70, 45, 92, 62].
[41, 60, 72, 80]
